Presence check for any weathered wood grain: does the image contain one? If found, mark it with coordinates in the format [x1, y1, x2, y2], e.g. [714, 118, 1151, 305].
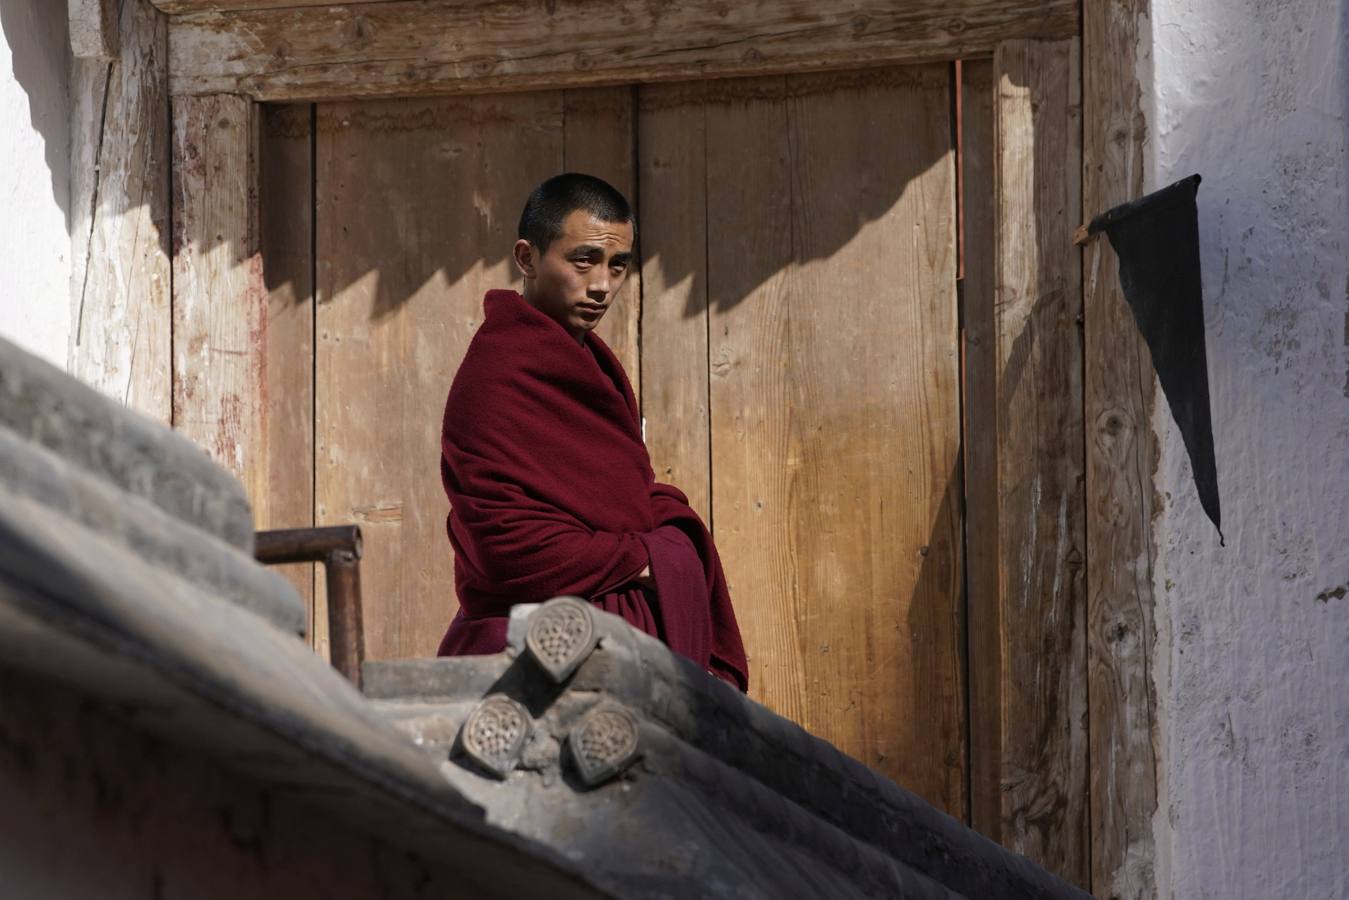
[563, 86, 641, 405]
[152, 0, 364, 10]
[69, 0, 172, 422]
[68, 0, 119, 59]
[314, 93, 566, 660]
[1083, 4, 1160, 898]
[636, 81, 711, 524]
[789, 65, 964, 813]
[167, 0, 1078, 102]
[989, 38, 1088, 886]
[259, 102, 317, 637]
[704, 73, 800, 736]
[707, 67, 964, 812]
[960, 57, 1002, 835]
[171, 94, 270, 521]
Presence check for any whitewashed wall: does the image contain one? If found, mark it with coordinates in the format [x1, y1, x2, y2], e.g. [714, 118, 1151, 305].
[0, 0, 71, 369]
[1144, 1, 1349, 898]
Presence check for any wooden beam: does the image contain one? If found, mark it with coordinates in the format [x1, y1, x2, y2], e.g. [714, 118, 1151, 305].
[69, 0, 171, 421]
[69, 0, 119, 60]
[171, 94, 271, 519]
[167, 0, 1078, 102]
[984, 37, 1088, 887]
[961, 55, 1001, 839]
[151, 0, 353, 10]
[1083, 3, 1160, 899]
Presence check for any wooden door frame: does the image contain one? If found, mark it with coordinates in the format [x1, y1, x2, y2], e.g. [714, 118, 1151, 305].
[156, 0, 1076, 101]
[71, 0, 1154, 893]
[963, 40, 1088, 882]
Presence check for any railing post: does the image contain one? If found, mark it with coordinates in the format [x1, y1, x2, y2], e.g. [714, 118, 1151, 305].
[255, 526, 365, 688]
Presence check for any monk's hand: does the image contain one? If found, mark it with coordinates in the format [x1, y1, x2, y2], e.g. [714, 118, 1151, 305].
[633, 563, 657, 590]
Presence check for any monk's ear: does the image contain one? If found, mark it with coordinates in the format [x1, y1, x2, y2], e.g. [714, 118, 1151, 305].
[512, 239, 537, 279]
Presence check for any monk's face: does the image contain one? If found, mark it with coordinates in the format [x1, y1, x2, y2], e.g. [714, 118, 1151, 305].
[514, 209, 634, 343]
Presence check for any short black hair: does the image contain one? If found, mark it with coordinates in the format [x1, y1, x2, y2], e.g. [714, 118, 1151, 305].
[518, 173, 635, 252]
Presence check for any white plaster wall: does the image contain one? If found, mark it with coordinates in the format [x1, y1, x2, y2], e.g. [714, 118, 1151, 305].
[0, 0, 71, 369]
[1145, 1, 1349, 897]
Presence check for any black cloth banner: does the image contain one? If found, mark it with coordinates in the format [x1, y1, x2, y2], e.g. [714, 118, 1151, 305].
[1086, 173, 1223, 543]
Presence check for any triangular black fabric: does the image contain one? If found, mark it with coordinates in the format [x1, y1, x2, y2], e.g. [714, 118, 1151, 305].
[1087, 174, 1223, 543]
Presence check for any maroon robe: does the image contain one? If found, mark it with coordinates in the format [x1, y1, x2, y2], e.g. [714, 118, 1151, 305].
[435, 289, 748, 691]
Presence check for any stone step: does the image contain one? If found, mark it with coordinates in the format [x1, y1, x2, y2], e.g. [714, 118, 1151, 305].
[0, 335, 254, 551]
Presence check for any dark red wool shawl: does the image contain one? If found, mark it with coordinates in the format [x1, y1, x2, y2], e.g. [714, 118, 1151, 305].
[435, 289, 748, 692]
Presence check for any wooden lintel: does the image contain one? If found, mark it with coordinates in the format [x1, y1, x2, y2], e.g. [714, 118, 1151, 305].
[150, 0, 343, 10]
[167, 0, 1078, 102]
[69, 0, 119, 60]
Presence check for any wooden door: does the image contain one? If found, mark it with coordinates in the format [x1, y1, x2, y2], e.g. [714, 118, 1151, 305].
[277, 65, 964, 813]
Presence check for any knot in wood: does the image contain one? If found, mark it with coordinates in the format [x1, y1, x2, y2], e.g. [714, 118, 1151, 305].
[1097, 408, 1131, 438]
[348, 15, 374, 44]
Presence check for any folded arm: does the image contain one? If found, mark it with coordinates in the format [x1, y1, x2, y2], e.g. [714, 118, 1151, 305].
[450, 486, 649, 599]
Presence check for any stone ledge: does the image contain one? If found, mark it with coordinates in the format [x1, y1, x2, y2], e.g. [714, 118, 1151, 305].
[364, 599, 1093, 900]
[0, 424, 305, 633]
[0, 334, 254, 551]
[0, 488, 614, 900]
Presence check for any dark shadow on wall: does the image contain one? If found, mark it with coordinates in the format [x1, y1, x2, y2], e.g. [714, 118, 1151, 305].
[268, 64, 958, 324]
[901, 455, 967, 817]
[0, 0, 72, 229]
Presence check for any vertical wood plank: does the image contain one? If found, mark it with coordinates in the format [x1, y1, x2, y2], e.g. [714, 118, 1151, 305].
[960, 57, 1002, 835]
[991, 38, 1088, 885]
[636, 81, 710, 523]
[171, 93, 268, 519]
[790, 66, 963, 812]
[70, 0, 172, 422]
[259, 102, 315, 629]
[1083, 3, 1160, 897]
[316, 94, 564, 660]
[707, 68, 965, 811]
[705, 73, 801, 725]
[563, 86, 641, 405]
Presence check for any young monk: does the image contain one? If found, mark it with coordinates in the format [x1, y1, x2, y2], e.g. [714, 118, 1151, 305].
[435, 173, 748, 692]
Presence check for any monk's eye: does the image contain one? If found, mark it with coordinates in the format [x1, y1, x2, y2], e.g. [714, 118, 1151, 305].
[570, 257, 594, 270]
[610, 261, 628, 273]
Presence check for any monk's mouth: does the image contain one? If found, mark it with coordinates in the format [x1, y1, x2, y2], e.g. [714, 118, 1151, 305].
[577, 305, 605, 315]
